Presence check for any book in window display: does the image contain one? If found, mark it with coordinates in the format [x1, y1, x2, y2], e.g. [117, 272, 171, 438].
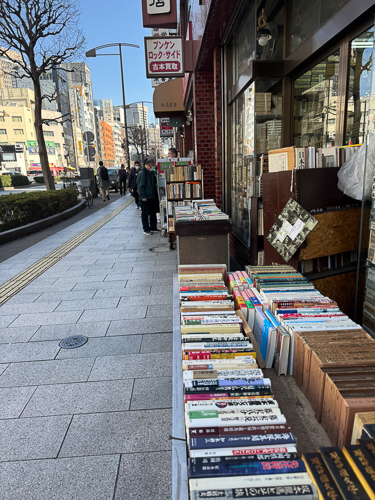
[266, 199, 318, 262]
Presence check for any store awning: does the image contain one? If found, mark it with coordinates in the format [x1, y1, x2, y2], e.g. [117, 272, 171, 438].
[29, 166, 42, 171]
[153, 78, 184, 118]
[51, 166, 64, 171]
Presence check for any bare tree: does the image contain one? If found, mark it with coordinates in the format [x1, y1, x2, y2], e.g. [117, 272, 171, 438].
[0, 0, 85, 190]
[127, 125, 148, 164]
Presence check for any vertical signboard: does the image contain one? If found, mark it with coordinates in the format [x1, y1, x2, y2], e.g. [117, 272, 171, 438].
[145, 37, 184, 78]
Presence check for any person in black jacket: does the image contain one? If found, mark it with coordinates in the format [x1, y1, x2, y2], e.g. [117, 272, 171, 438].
[117, 164, 127, 195]
[128, 162, 141, 209]
[136, 157, 159, 235]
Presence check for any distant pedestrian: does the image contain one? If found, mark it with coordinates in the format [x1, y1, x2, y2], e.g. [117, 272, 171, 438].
[97, 161, 110, 201]
[129, 161, 141, 209]
[168, 147, 178, 158]
[117, 164, 127, 196]
[136, 157, 159, 235]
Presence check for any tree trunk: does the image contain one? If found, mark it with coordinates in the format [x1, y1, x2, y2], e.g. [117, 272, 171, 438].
[33, 77, 55, 190]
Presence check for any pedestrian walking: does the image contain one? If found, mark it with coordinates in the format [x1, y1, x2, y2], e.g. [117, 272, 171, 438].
[97, 161, 111, 201]
[136, 157, 160, 235]
[128, 161, 141, 209]
[117, 164, 127, 196]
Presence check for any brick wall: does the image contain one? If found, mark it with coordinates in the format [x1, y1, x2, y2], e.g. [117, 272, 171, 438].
[192, 49, 223, 205]
[193, 71, 216, 200]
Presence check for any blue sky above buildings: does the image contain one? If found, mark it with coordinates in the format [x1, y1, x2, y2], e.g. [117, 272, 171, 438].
[80, 0, 155, 122]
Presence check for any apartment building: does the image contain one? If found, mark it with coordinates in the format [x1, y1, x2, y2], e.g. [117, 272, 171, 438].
[100, 120, 115, 167]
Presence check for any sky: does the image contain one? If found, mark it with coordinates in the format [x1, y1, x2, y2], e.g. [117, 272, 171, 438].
[79, 0, 155, 122]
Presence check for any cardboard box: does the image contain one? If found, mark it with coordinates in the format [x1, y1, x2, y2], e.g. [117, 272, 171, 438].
[351, 411, 375, 444]
[338, 397, 375, 448]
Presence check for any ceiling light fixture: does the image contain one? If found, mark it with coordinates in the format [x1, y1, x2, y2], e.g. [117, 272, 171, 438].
[257, 9, 272, 47]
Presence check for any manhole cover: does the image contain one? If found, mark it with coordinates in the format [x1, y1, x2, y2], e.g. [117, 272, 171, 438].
[59, 336, 88, 349]
[150, 245, 173, 252]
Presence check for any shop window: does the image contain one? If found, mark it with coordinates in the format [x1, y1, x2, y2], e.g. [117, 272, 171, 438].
[345, 27, 375, 146]
[230, 78, 282, 244]
[255, 0, 284, 62]
[290, 0, 350, 53]
[293, 50, 340, 148]
[228, 2, 256, 83]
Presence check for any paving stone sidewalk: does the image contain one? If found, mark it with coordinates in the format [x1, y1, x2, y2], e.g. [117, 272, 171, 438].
[0, 196, 175, 500]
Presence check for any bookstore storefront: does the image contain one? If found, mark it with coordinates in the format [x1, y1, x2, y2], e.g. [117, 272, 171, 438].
[222, 0, 375, 273]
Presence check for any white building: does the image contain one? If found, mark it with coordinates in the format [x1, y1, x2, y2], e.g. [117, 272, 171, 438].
[126, 103, 148, 127]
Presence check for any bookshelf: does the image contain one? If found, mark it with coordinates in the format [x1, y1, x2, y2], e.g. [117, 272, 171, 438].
[166, 165, 203, 238]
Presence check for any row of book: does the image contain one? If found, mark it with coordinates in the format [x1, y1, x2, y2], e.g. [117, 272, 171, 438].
[165, 164, 202, 182]
[175, 200, 230, 222]
[166, 182, 202, 199]
[177, 264, 318, 499]
[266, 144, 361, 173]
[300, 251, 359, 274]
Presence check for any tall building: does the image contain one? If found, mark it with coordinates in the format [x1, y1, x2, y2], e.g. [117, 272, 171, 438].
[113, 105, 125, 125]
[148, 124, 162, 158]
[0, 47, 23, 89]
[94, 108, 103, 161]
[126, 103, 148, 127]
[15, 66, 75, 169]
[110, 122, 125, 166]
[94, 98, 113, 123]
[0, 88, 68, 175]
[100, 120, 115, 167]
[63, 63, 96, 166]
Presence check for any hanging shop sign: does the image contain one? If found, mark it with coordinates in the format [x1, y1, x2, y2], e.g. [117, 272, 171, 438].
[141, 0, 177, 28]
[170, 118, 182, 127]
[145, 37, 183, 78]
[160, 125, 173, 137]
[147, 0, 170, 15]
[152, 77, 173, 87]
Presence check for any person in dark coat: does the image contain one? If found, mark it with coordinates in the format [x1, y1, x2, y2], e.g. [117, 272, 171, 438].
[117, 164, 127, 196]
[128, 161, 141, 209]
[136, 157, 159, 235]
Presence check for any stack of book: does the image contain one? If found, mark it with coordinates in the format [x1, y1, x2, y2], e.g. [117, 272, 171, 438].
[174, 200, 230, 223]
[303, 441, 375, 499]
[238, 265, 375, 448]
[254, 92, 272, 116]
[178, 264, 318, 500]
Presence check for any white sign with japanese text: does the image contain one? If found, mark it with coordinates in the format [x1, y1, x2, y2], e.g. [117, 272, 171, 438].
[147, 0, 171, 15]
[151, 77, 173, 87]
[145, 36, 183, 78]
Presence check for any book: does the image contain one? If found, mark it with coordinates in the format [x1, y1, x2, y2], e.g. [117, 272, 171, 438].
[189, 432, 297, 450]
[184, 385, 271, 395]
[189, 444, 297, 458]
[185, 378, 270, 388]
[342, 444, 375, 499]
[185, 399, 278, 412]
[266, 198, 318, 262]
[303, 453, 341, 500]
[189, 484, 316, 499]
[189, 424, 291, 438]
[319, 447, 370, 499]
[186, 413, 286, 429]
[183, 369, 264, 380]
[189, 472, 311, 490]
[274, 325, 290, 376]
[189, 456, 304, 478]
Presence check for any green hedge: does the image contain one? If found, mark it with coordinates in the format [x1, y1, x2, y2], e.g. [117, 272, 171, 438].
[11, 175, 30, 187]
[0, 175, 12, 188]
[0, 188, 78, 232]
[34, 176, 45, 183]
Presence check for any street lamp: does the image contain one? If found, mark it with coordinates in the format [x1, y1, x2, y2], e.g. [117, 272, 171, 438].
[86, 43, 140, 170]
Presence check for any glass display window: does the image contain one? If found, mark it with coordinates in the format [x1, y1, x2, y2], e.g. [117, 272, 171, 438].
[230, 78, 282, 244]
[293, 50, 340, 148]
[346, 27, 375, 145]
[290, 0, 351, 53]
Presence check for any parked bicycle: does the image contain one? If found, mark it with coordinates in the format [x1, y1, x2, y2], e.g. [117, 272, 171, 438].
[79, 180, 94, 208]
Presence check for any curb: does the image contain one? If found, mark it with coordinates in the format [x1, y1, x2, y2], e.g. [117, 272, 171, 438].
[0, 200, 86, 244]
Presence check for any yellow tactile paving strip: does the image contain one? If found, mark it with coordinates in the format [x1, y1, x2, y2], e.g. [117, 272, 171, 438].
[0, 198, 134, 306]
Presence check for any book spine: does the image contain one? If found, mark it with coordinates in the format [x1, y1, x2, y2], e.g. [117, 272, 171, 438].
[185, 385, 270, 394]
[189, 484, 315, 499]
[189, 423, 291, 437]
[185, 378, 270, 388]
[187, 414, 287, 428]
[189, 445, 297, 458]
[189, 432, 297, 449]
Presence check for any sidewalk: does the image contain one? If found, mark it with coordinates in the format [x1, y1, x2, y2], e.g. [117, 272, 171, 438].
[0, 195, 175, 500]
